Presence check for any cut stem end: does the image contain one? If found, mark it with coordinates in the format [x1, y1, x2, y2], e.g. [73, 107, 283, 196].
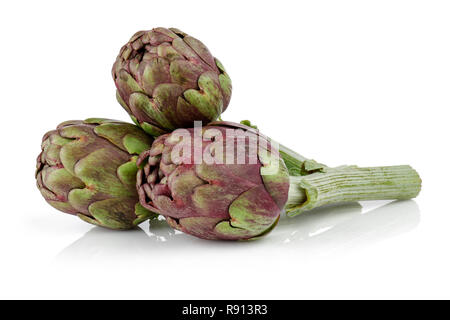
[286, 165, 421, 217]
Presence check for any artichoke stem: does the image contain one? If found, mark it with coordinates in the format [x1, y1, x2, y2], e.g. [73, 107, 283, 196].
[278, 143, 311, 176]
[286, 165, 422, 217]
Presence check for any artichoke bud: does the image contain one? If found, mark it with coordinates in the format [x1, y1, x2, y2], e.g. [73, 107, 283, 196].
[112, 27, 232, 135]
[36, 119, 158, 230]
[136, 122, 290, 240]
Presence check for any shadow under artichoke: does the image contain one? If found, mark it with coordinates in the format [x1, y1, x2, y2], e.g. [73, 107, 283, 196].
[56, 200, 420, 261]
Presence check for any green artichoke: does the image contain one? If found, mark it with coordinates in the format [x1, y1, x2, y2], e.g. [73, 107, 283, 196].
[137, 122, 421, 240]
[112, 27, 232, 136]
[36, 118, 156, 230]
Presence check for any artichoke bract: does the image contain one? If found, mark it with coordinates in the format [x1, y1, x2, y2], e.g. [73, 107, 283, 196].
[137, 123, 290, 240]
[112, 27, 232, 136]
[36, 119, 157, 230]
[137, 122, 422, 241]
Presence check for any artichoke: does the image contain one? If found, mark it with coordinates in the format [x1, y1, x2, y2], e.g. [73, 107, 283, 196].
[112, 27, 232, 136]
[36, 118, 156, 230]
[137, 122, 422, 240]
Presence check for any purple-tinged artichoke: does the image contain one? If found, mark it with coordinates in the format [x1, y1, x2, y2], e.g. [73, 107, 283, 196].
[112, 27, 232, 136]
[137, 123, 290, 240]
[137, 122, 422, 241]
[36, 118, 156, 230]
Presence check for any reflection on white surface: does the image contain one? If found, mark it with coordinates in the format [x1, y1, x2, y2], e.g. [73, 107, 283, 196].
[273, 200, 420, 255]
[57, 200, 420, 261]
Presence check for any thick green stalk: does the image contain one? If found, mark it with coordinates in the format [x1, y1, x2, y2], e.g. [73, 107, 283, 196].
[278, 143, 327, 176]
[278, 143, 307, 175]
[238, 121, 421, 216]
[286, 165, 421, 217]
[237, 121, 315, 174]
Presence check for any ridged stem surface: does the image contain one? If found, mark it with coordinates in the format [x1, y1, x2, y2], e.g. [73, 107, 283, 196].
[286, 165, 421, 216]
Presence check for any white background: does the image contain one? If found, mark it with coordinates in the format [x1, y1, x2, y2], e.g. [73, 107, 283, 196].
[0, 0, 449, 299]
